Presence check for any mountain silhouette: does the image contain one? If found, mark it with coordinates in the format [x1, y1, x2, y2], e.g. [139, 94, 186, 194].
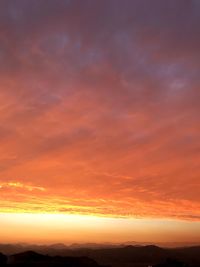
[0, 252, 7, 266]
[1, 244, 200, 267]
[7, 250, 107, 267]
[9, 250, 47, 262]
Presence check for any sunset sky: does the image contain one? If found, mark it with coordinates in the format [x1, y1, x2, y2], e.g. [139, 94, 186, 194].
[0, 0, 200, 244]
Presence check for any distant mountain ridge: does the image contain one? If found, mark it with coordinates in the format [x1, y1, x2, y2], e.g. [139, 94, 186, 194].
[1, 244, 200, 267]
[1, 242, 200, 255]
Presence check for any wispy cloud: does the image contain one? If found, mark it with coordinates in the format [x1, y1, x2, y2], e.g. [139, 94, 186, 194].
[0, 181, 45, 192]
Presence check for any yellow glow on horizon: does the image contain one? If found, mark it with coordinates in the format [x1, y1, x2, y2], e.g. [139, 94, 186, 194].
[0, 212, 200, 244]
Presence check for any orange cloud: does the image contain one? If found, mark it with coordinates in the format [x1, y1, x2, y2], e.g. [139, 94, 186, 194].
[0, 0, 199, 232]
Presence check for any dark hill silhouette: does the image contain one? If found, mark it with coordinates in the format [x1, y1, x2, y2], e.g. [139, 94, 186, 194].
[74, 245, 168, 267]
[153, 258, 189, 267]
[0, 252, 7, 266]
[1, 244, 200, 267]
[7, 250, 107, 267]
[43, 245, 200, 267]
[9, 250, 47, 262]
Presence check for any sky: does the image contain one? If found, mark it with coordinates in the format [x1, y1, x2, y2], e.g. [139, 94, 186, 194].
[0, 0, 200, 244]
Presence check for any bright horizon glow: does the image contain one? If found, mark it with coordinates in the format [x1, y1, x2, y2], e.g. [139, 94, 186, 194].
[0, 213, 200, 244]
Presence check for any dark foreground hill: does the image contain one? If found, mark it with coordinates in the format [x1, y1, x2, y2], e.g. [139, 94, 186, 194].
[0, 252, 7, 265]
[0, 251, 108, 267]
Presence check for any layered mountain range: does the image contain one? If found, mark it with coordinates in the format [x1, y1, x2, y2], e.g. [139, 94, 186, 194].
[1, 244, 200, 267]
